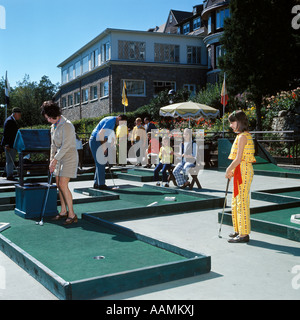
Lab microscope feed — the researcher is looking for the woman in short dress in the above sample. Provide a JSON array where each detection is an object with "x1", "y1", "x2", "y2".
[{"x1": 41, "y1": 101, "x2": 78, "y2": 225}]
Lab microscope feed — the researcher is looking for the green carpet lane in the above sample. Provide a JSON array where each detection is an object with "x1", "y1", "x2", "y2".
[
  {"x1": 0, "y1": 186, "x2": 217, "y2": 282},
  {"x1": 0, "y1": 209, "x2": 187, "y2": 282},
  {"x1": 252, "y1": 208, "x2": 300, "y2": 228}
]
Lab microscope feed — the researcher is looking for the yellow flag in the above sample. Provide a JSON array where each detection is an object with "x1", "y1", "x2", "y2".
[{"x1": 122, "y1": 81, "x2": 128, "y2": 107}]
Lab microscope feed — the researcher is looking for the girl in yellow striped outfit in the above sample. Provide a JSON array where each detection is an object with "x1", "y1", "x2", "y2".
[{"x1": 225, "y1": 110, "x2": 256, "y2": 243}]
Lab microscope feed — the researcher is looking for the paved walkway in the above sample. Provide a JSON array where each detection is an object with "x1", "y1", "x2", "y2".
[{"x1": 0, "y1": 169, "x2": 300, "y2": 300}]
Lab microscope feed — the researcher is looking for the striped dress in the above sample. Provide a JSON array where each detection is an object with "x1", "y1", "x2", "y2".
[{"x1": 228, "y1": 132, "x2": 256, "y2": 235}]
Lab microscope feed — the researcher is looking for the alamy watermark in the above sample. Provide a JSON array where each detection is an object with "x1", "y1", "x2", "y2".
[
  {"x1": 94, "y1": 126, "x2": 205, "y2": 174},
  {"x1": 292, "y1": 265, "x2": 300, "y2": 290},
  {"x1": 292, "y1": 5, "x2": 300, "y2": 29},
  {"x1": 0, "y1": 5, "x2": 6, "y2": 30},
  {"x1": 0, "y1": 265, "x2": 5, "y2": 290}
]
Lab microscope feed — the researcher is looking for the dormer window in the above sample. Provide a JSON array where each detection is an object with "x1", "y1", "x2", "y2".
[
  {"x1": 183, "y1": 22, "x2": 190, "y2": 34},
  {"x1": 169, "y1": 14, "x2": 173, "y2": 23},
  {"x1": 193, "y1": 17, "x2": 201, "y2": 30}
]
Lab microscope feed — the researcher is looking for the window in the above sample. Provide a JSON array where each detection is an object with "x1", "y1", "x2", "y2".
[
  {"x1": 101, "y1": 42, "x2": 110, "y2": 63},
  {"x1": 62, "y1": 69, "x2": 67, "y2": 84},
  {"x1": 90, "y1": 86, "x2": 98, "y2": 100},
  {"x1": 216, "y1": 45, "x2": 225, "y2": 66},
  {"x1": 91, "y1": 49, "x2": 99, "y2": 69},
  {"x1": 118, "y1": 40, "x2": 146, "y2": 61},
  {"x1": 216, "y1": 8, "x2": 230, "y2": 29},
  {"x1": 183, "y1": 84, "x2": 196, "y2": 96},
  {"x1": 153, "y1": 81, "x2": 175, "y2": 96},
  {"x1": 122, "y1": 80, "x2": 145, "y2": 96},
  {"x1": 82, "y1": 88, "x2": 89, "y2": 103},
  {"x1": 62, "y1": 97, "x2": 67, "y2": 108},
  {"x1": 74, "y1": 91, "x2": 80, "y2": 105},
  {"x1": 75, "y1": 61, "x2": 81, "y2": 78},
  {"x1": 183, "y1": 22, "x2": 190, "y2": 34},
  {"x1": 169, "y1": 14, "x2": 173, "y2": 23},
  {"x1": 68, "y1": 65, "x2": 74, "y2": 81},
  {"x1": 154, "y1": 43, "x2": 180, "y2": 63},
  {"x1": 208, "y1": 47, "x2": 212, "y2": 68},
  {"x1": 67, "y1": 94, "x2": 73, "y2": 106},
  {"x1": 100, "y1": 81, "x2": 109, "y2": 98},
  {"x1": 193, "y1": 17, "x2": 201, "y2": 30},
  {"x1": 208, "y1": 15, "x2": 212, "y2": 34},
  {"x1": 187, "y1": 46, "x2": 201, "y2": 64},
  {"x1": 82, "y1": 55, "x2": 89, "y2": 74}
]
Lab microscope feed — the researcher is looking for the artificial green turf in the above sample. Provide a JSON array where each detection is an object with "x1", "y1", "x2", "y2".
[
  {"x1": 0, "y1": 186, "x2": 210, "y2": 282},
  {"x1": 252, "y1": 208, "x2": 300, "y2": 228},
  {"x1": 0, "y1": 209, "x2": 186, "y2": 282},
  {"x1": 276, "y1": 191, "x2": 300, "y2": 198}
]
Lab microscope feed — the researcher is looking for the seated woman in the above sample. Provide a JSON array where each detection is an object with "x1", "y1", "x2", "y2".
[
  {"x1": 173, "y1": 128, "x2": 197, "y2": 189},
  {"x1": 153, "y1": 136, "x2": 173, "y2": 187}
]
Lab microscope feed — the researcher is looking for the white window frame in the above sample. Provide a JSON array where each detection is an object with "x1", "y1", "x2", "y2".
[
  {"x1": 82, "y1": 88, "x2": 89, "y2": 103},
  {"x1": 91, "y1": 49, "x2": 99, "y2": 69},
  {"x1": 118, "y1": 40, "x2": 146, "y2": 61},
  {"x1": 154, "y1": 43, "x2": 180, "y2": 63},
  {"x1": 153, "y1": 80, "x2": 176, "y2": 96},
  {"x1": 90, "y1": 85, "x2": 98, "y2": 100},
  {"x1": 68, "y1": 65, "x2": 74, "y2": 82},
  {"x1": 82, "y1": 55, "x2": 89, "y2": 74},
  {"x1": 100, "y1": 81, "x2": 109, "y2": 98},
  {"x1": 61, "y1": 97, "x2": 67, "y2": 109},
  {"x1": 75, "y1": 61, "x2": 81, "y2": 78},
  {"x1": 101, "y1": 42, "x2": 110, "y2": 63},
  {"x1": 62, "y1": 69, "x2": 67, "y2": 84},
  {"x1": 67, "y1": 94, "x2": 73, "y2": 106},
  {"x1": 74, "y1": 91, "x2": 80, "y2": 105},
  {"x1": 187, "y1": 46, "x2": 201, "y2": 64},
  {"x1": 122, "y1": 79, "x2": 145, "y2": 97},
  {"x1": 183, "y1": 84, "x2": 196, "y2": 96}
]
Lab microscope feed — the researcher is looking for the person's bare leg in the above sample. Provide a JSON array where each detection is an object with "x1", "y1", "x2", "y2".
[
  {"x1": 56, "y1": 176, "x2": 68, "y2": 216},
  {"x1": 57, "y1": 176, "x2": 75, "y2": 219}
]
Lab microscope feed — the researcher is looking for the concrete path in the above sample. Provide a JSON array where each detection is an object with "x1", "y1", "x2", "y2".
[{"x1": 0, "y1": 169, "x2": 300, "y2": 300}]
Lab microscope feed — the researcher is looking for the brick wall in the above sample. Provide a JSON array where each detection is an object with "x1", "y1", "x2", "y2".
[{"x1": 57, "y1": 63, "x2": 207, "y2": 121}]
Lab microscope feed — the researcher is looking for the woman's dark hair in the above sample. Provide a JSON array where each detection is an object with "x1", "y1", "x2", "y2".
[
  {"x1": 228, "y1": 110, "x2": 249, "y2": 132},
  {"x1": 41, "y1": 100, "x2": 61, "y2": 118}
]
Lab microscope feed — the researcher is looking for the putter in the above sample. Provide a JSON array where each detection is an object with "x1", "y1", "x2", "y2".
[
  {"x1": 107, "y1": 165, "x2": 119, "y2": 190},
  {"x1": 36, "y1": 172, "x2": 54, "y2": 226},
  {"x1": 218, "y1": 179, "x2": 230, "y2": 238}
]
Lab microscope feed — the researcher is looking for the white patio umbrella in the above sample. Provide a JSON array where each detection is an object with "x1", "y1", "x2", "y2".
[{"x1": 160, "y1": 101, "x2": 219, "y2": 127}]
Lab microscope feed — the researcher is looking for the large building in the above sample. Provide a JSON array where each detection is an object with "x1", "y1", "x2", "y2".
[
  {"x1": 201, "y1": 0, "x2": 230, "y2": 83},
  {"x1": 55, "y1": 2, "x2": 230, "y2": 121}
]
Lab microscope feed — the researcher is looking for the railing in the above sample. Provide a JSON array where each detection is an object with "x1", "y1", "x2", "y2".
[
  {"x1": 0, "y1": 130, "x2": 299, "y2": 167},
  {"x1": 205, "y1": 130, "x2": 298, "y2": 165}
]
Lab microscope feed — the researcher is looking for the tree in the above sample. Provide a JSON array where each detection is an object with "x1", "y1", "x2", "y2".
[
  {"x1": 9, "y1": 75, "x2": 58, "y2": 127},
  {"x1": 219, "y1": 0, "x2": 300, "y2": 130}
]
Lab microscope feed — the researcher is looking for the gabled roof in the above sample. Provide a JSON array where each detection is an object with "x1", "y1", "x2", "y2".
[
  {"x1": 171, "y1": 10, "x2": 193, "y2": 24},
  {"x1": 163, "y1": 9, "x2": 193, "y2": 33}
]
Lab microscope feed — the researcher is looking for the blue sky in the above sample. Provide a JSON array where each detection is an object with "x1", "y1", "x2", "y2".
[{"x1": 0, "y1": 0, "x2": 203, "y2": 87}]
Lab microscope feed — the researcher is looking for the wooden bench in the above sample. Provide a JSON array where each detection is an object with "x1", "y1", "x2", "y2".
[{"x1": 167, "y1": 165, "x2": 202, "y2": 189}]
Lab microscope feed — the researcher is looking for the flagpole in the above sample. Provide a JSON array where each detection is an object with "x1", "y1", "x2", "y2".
[{"x1": 222, "y1": 73, "x2": 226, "y2": 138}]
